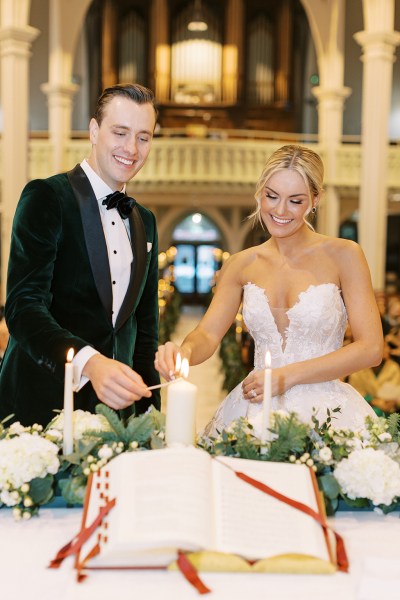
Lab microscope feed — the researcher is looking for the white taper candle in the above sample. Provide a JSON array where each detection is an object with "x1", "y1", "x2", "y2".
[
  {"x1": 261, "y1": 350, "x2": 272, "y2": 443},
  {"x1": 63, "y1": 348, "x2": 75, "y2": 455}
]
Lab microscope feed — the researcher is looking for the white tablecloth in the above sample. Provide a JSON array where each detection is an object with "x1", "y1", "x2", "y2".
[{"x1": 1, "y1": 507, "x2": 399, "y2": 600}]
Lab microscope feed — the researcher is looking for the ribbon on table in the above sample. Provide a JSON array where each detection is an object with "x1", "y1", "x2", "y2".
[
  {"x1": 177, "y1": 551, "x2": 211, "y2": 595},
  {"x1": 48, "y1": 498, "x2": 116, "y2": 569}
]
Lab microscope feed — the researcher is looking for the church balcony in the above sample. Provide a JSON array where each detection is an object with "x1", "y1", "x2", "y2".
[{"x1": 24, "y1": 132, "x2": 400, "y2": 195}]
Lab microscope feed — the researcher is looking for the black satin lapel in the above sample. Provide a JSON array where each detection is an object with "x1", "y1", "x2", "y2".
[
  {"x1": 115, "y1": 204, "x2": 147, "y2": 331},
  {"x1": 67, "y1": 165, "x2": 113, "y2": 323}
]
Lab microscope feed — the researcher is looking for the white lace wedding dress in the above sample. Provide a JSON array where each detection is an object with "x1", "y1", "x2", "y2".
[{"x1": 204, "y1": 282, "x2": 376, "y2": 437}]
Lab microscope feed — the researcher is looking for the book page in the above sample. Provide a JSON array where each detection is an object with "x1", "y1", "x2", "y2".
[
  {"x1": 97, "y1": 447, "x2": 214, "y2": 558},
  {"x1": 211, "y1": 457, "x2": 330, "y2": 562}
]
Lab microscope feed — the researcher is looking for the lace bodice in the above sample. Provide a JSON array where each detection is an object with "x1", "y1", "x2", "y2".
[
  {"x1": 203, "y1": 281, "x2": 375, "y2": 437},
  {"x1": 242, "y1": 282, "x2": 347, "y2": 370}
]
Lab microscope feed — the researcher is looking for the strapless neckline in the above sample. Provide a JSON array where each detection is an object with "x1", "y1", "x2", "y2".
[
  {"x1": 243, "y1": 281, "x2": 342, "y2": 312},
  {"x1": 242, "y1": 281, "x2": 346, "y2": 360}
]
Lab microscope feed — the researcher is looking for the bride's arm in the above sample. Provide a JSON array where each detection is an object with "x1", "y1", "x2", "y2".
[
  {"x1": 244, "y1": 240, "x2": 383, "y2": 397},
  {"x1": 155, "y1": 254, "x2": 244, "y2": 380}
]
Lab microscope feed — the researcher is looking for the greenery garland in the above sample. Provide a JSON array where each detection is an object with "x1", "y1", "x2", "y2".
[
  {"x1": 219, "y1": 325, "x2": 248, "y2": 391},
  {"x1": 2, "y1": 405, "x2": 400, "y2": 520},
  {"x1": 158, "y1": 287, "x2": 182, "y2": 345}
]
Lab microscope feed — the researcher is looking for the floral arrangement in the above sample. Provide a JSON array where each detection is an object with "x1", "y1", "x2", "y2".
[
  {"x1": 0, "y1": 422, "x2": 60, "y2": 519},
  {"x1": 200, "y1": 409, "x2": 400, "y2": 514},
  {"x1": 1, "y1": 404, "x2": 400, "y2": 520}
]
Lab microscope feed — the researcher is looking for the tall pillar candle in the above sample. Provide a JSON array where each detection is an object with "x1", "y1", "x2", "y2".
[
  {"x1": 166, "y1": 358, "x2": 197, "y2": 446},
  {"x1": 261, "y1": 350, "x2": 272, "y2": 443},
  {"x1": 63, "y1": 348, "x2": 75, "y2": 455}
]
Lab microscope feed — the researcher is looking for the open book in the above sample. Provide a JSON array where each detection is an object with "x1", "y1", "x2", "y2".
[{"x1": 76, "y1": 446, "x2": 341, "y2": 574}]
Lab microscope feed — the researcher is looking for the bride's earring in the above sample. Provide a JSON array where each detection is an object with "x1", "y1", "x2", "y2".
[{"x1": 311, "y1": 206, "x2": 317, "y2": 214}]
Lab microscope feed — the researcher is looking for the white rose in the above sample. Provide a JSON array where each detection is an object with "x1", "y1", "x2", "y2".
[
  {"x1": 49, "y1": 410, "x2": 112, "y2": 440},
  {"x1": 8, "y1": 422, "x2": 26, "y2": 435},
  {"x1": 319, "y1": 447, "x2": 332, "y2": 462}
]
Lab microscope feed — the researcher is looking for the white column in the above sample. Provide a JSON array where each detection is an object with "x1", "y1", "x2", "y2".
[
  {"x1": 301, "y1": 0, "x2": 349, "y2": 238},
  {"x1": 0, "y1": 16, "x2": 39, "y2": 301},
  {"x1": 41, "y1": 82, "x2": 78, "y2": 172},
  {"x1": 312, "y1": 86, "x2": 350, "y2": 237},
  {"x1": 354, "y1": 22, "x2": 400, "y2": 290},
  {"x1": 40, "y1": 0, "x2": 79, "y2": 173}
]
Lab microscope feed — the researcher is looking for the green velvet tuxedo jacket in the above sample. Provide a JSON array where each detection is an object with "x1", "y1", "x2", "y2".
[{"x1": 0, "y1": 165, "x2": 160, "y2": 426}]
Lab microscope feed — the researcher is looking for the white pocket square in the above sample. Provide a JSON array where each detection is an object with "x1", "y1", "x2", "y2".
[{"x1": 147, "y1": 242, "x2": 152, "y2": 252}]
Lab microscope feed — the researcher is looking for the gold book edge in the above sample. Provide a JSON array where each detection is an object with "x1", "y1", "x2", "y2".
[{"x1": 167, "y1": 551, "x2": 337, "y2": 574}]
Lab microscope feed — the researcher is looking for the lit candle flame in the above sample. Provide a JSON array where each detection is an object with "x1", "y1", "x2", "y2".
[
  {"x1": 175, "y1": 352, "x2": 182, "y2": 374},
  {"x1": 265, "y1": 350, "x2": 271, "y2": 369},
  {"x1": 66, "y1": 348, "x2": 75, "y2": 363},
  {"x1": 181, "y1": 358, "x2": 190, "y2": 378}
]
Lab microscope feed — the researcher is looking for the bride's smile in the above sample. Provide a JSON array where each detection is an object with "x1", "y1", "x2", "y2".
[{"x1": 260, "y1": 169, "x2": 315, "y2": 237}]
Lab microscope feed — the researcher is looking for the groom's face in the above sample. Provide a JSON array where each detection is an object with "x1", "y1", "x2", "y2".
[{"x1": 88, "y1": 95, "x2": 156, "y2": 191}]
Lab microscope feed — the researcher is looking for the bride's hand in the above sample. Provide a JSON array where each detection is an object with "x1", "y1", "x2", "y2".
[
  {"x1": 155, "y1": 341, "x2": 188, "y2": 381},
  {"x1": 242, "y1": 370, "x2": 265, "y2": 403},
  {"x1": 242, "y1": 368, "x2": 287, "y2": 402}
]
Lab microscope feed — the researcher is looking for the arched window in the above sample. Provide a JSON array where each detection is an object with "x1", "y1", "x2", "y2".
[{"x1": 171, "y1": 213, "x2": 221, "y2": 297}]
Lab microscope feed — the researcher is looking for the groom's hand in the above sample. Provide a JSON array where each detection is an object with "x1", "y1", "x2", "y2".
[{"x1": 83, "y1": 354, "x2": 151, "y2": 410}]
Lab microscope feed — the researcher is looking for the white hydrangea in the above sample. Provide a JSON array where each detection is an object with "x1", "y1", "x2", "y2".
[
  {"x1": 334, "y1": 447, "x2": 400, "y2": 507},
  {"x1": 49, "y1": 410, "x2": 112, "y2": 440},
  {"x1": 0, "y1": 434, "x2": 60, "y2": 505}
]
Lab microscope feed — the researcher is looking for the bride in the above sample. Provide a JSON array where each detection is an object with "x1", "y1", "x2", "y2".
[{"x1": 155, "y1": 145, "x2": 383, "y2": 435}]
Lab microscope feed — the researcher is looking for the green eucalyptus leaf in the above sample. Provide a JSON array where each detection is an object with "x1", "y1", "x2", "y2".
[
  {"x1": 147, "y1": 407, "x2": 166, "y2": 431},
  {"x1": 379, "y1": 499, "x2": 400, "y2": 514},
  {"x1": 340, "y1": 494, "x2": 370, "y2": 508},
  {"x1": 150, "y1": 434, "x2": 165, "y2": 450},
  {"x1": 318, "y1": 473, "x2": 340, "y2": 500},
  {"x1": 81, "y1": 431, "x2": 118, "y2": 445},
  {"x1": 59, "y1": 474, "x2": 87, "y2": 505},
  {"x1": 127, "y1": 413, "x2": 156, "y2": 443},
  {"x1": 323, "y1": 496, "x2": 339, "y2": 516},
  {"x1": 29, "y1": 475, "x2": 55, "y2": 505},
  {"x1": 95, "y1": 405, "x2": 127, "y2": 438}
]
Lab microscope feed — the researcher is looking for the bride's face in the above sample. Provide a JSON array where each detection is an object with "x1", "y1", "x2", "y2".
[{"x1": 260, "y1": 169, "x2": 313, "y2": 237}]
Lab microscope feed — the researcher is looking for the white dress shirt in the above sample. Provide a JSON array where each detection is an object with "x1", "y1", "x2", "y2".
[{"x1": 72, "y1": 159, "x2": 133, "y2": 389}]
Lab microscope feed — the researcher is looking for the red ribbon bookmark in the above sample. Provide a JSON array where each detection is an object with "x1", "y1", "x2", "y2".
[
  {"x1": 177, "y1": 551, "x2": 211, "y2": 595},
  {"x1": 234, "y1": 470, "x2": 349, "y2": 573},
  {"x1": 48, "y1": 498, "x2": 116, "y2": 569}
]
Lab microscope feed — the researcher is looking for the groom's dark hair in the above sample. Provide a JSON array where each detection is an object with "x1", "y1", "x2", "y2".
[{"x1": 93, "y1": 83, "x2": 158, "y2": 125}]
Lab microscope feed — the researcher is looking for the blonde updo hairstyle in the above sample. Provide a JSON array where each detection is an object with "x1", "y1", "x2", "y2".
[{"x1": 251, "y1": 144, "x2": 324, "y2": 230}]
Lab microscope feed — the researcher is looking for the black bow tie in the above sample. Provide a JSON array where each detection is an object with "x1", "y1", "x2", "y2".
[{"x1": 102, "y1": 191, "x2": 136, "y2": 219}]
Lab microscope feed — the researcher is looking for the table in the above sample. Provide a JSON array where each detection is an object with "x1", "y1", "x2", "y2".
[{"x1": 1, "y1": 507, "x2": 400, "y2": 600}]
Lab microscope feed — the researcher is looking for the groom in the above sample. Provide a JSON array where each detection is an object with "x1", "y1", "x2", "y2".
[{"x1": 0, "y1": 83, "x2": 160, "y2": 426}]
